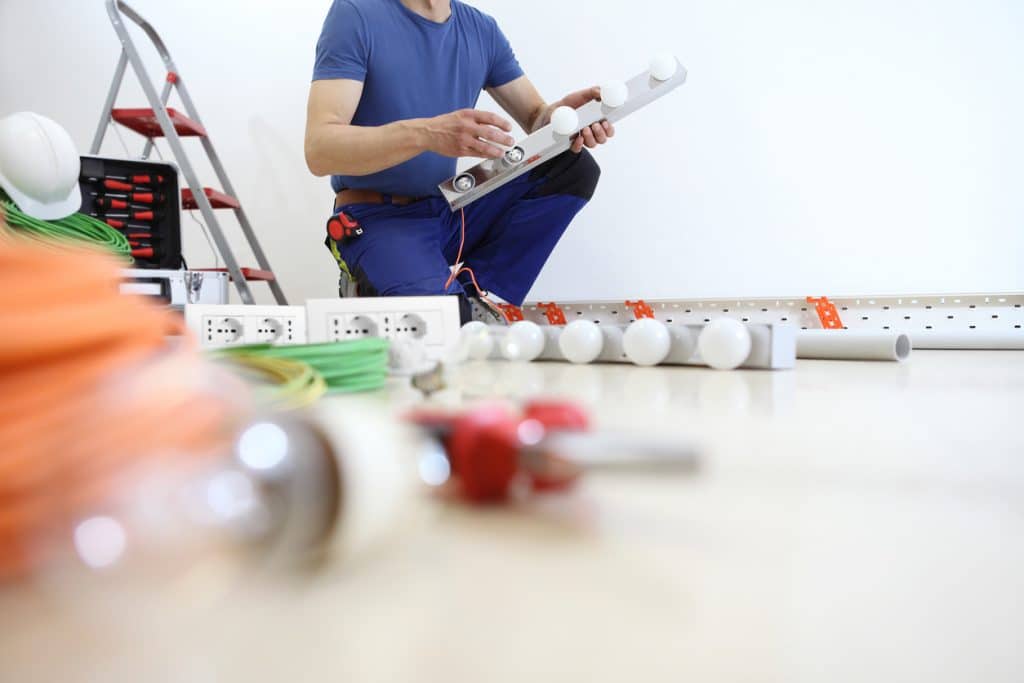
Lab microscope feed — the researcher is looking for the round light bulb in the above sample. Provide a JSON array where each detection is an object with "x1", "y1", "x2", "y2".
[
  {"x1": 461, "y1": 321, "x2": 494, "y2": 361},
  {"x1": 558, "y1": 320, "x2": 603, "y2": 364},
  {"x1": 600, "y1": 80, "x2": 629, "y2": 108},
  {"x1": 551, "y1": 106, "x2": 580, "y2": 136},
  {"x1": 698, "y1": 319, "x2": 753, "y2": 370},
  {"x1": 650, "y1": 52, "x2": 678, "y2": 81},
  {"x1": 623, "y1": 319, "x2": 672, "y2": 366},
  {"x1": 502, "y1": 321, "x2": 546, "y2": 362}
]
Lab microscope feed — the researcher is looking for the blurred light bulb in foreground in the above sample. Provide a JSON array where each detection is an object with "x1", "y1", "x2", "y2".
[
  {"x1": 73, "y1": 516, "x2": 127, "y2": 571},
  {"x1": 623, "y1": 318, "x2": 672, "y2": 366},
  {"x1": 698, "y1": 318, "x2": 753, "y2": 370},
  {"x1": 61, "y1": 403, "x2": 428, "y2": 585},
  {"x1": 236, "y1": 421, "x2": 289, "y2": 472},
  {"x1": 559, "y1": 320, "x2": 604, "y2": 364},
  {"x1": 417, "y1": 441, "x2": 452, "y2": 488}
]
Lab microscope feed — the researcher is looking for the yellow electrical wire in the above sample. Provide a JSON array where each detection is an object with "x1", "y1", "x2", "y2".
[
  {"x1": 216, "y1": 339, "x2": 391, "y2": 396},
  {"x1": 214, "y1": 354, "x2": 327, "y2": 409}
]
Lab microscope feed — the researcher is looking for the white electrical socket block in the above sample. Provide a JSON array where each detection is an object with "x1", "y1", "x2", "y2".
[
  {"x1": 306, "y1": 296, "x2": 462, "y2": 360},
  {"x1": 185, "y1": 305, "x2": 308, "y2": 349}
]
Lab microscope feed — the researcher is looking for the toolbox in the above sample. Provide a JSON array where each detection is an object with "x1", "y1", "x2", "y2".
[{"x1": 79, "y1": 156, "x2": 182, "y2": 270}]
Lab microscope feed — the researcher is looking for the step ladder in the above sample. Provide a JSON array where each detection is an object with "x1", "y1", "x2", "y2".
[{"x1": 89, "y1": 0, "x2": 287, "y2": 306}]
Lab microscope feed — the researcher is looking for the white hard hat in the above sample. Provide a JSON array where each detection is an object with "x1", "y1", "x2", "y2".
[{"x1": 0, "y1": 112, "x2": 82, "y2": 220}]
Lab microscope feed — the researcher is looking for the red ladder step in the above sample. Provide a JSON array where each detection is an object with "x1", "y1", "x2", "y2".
[
  {"x1": 182, "y1": 188, "x2": 240, "y2": 210},
  {"x1": 111, "y1": 107, "x2": 207, "y2": 138}
]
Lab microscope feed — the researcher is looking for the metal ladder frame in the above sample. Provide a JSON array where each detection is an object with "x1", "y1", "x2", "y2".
[{"x1": 90, "y1": 0, "x2": 287, "y2": 305}]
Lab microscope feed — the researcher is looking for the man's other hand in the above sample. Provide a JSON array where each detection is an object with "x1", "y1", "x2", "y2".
[
  {"x1": 422, "y1": 109, "x2": 515, "y2": 159},
  {"x1": 537, "y1": 87, "x2": 616, "y2": 154}
]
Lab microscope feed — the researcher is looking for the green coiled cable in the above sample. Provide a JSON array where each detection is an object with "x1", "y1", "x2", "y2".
[
  {"x1": 1, "y1": 190, "x2": 132, "y2": 259},
  {"x1": 216, "y1": 338, "x2": 391, "y2": 397}
]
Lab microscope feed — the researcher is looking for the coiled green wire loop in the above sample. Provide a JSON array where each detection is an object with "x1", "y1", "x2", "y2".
[{"x1": 1, "y1": 191, "x2": 132, "y2": 259}]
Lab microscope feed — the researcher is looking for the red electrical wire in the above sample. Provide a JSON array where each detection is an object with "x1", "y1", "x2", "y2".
[
  {"x1": 444, "y1": 208, "x2": 509, "y2": 321},
  {"x1": 443, "y1": 208, "x2": 468, "y2": 292}
]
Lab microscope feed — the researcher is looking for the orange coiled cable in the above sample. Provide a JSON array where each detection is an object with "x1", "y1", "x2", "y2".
[{"x1": 0, "y1": 216, "x2": 244, "y2": 581}]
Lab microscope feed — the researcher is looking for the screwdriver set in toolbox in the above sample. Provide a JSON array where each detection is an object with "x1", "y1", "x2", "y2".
[{"x1": 79, "y1": 156, "x2": 182, "y2": 269}]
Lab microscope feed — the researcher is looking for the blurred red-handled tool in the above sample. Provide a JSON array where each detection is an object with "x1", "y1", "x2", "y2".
[
  {"x1": 408, "y1": 401, "x2": 700, "y2": 503},
  {"x1": 93, "y1": 192, "x2": 166, "y2": 209},
  {"x1": 93, "y1": 209, "x2": 157, "y2": 222},
  {"x1": 104, "y1": 218, "x2": 153, "y2": 231},
  {"x1": 93, "y1": 179, "x2": 166, "y2": 193},
  {"x1": 85, "y1": 174, "x2": 167, "y2": 188},
  {"x1": 94, "y1": 197, "x2": 132, "y2": 211},
  {"x1": 131, "y1": 247, "x2": 156, "y2": 259}
]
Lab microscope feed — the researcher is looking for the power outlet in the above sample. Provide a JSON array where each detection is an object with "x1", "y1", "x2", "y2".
[
  {"x1": 307, "y1": 296, "x2": 461, "y2": 359},
  {"x1": 331, "y1": 313, "x2": 383, "y2": 340},
  {"x1": 184, "y1": 305, "x2": 308, "y2": 349}
]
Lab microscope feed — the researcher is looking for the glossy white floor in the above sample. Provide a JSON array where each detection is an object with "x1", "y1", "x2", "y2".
[{"x1": 2, "y1": 351, "x2": 1023, "y2": 682}]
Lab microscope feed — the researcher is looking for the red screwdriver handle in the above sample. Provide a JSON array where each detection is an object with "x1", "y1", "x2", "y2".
[
  {"x1": 129, "y1": 174, "x2": 165, "y2": 185},
  {"x1": 105, "y1": 220, "x2": 153, "y2": 231},
  {"x1": 97, "y1": 209, "x2": 155, "y2": 221},
  {"x1": 103, "y1": 179, "x2": 134, "y2": 192},
  {"x1": 129, "y1": 192, "x2": 159, "y2": 204},
  {"x1": 95, "y1": 197, "x2": 129, "y2": 211}
]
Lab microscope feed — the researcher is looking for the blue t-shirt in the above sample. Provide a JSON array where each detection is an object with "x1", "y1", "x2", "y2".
[{"x1": 313, "y1": 0, "x2": 524, "y2": 197}]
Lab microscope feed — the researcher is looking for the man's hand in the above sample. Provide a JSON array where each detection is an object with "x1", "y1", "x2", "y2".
[
  {"x1": 420, "y1": 109, "x2": 515, "y2": 159},
  {"x1": 535, "y1": 87, "x2": 616, "y2": 154}
]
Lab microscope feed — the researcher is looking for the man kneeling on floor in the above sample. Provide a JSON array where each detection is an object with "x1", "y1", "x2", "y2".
[{"x1": 305, "y1": 0, "x2": 613, "y2": 319}]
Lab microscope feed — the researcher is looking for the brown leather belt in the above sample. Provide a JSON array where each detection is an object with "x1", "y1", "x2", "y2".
[{"x1": 335, "y1": 188, "x2": 424, "y2": 211}]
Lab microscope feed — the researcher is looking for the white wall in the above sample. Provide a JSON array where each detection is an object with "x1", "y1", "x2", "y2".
[{"x1": 1, "y1": 0, "x2": 1022, "y2": 303}]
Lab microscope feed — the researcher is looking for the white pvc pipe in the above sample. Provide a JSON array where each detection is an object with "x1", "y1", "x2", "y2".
[
  {"x1": 797, "y1": 330, "x2": 912, "y2": 362},
  {"x1": 910, "y1": 331, "x2": 1024, "y2": 350}
]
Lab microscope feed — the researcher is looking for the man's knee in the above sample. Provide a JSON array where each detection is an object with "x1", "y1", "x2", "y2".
[{"x1": 530, "y1": 149, "x2": 601, "y2": 201}]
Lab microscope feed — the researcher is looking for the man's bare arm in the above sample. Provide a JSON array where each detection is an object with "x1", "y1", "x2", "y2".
[
  {"x1": 305, "y1": 79, "x2": 423, "y2": 177},
  {"x1": 305, "y1": 79, "x2": 516, "y2": 178},
  {"x1": 487, "y1": 75, "x2": 548, "y2": 133}
]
